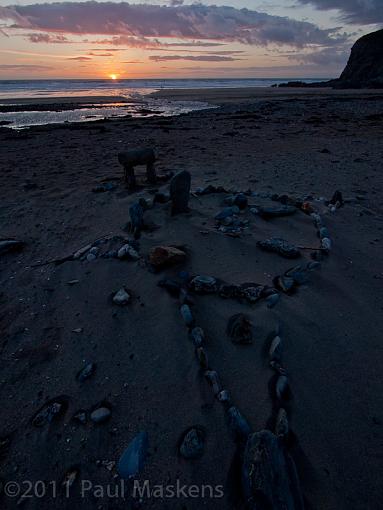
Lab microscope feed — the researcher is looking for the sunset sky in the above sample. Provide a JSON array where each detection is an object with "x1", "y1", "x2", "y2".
[{"x1": 0, "y1": 1, "x2": 381, "y2": 79}]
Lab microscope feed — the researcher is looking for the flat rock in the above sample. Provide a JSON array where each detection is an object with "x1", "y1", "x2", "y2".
[
  {"x1": 257, "y1": 238, "x2": 300, "y2": 259},
  {"x1": 149, "y1": 246, "x2": 186, "y2": 269},
  {"x1": 117, "y1": 431, "x2": 149, "y2": 479},
  {"x1": 257, "y1": 205, "x2": 297, "y2": 219},
  {"x1": 90, "y1": 407, "x2": 111, "y2": 423}
]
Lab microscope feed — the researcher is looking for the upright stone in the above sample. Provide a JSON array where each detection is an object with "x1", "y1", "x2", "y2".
[
  {"x1": 169, "y1": 170, "x2": 191, "y2": 215},
  {"x1": 242, "y1": 430, "x2": 304, "y2": 510}
]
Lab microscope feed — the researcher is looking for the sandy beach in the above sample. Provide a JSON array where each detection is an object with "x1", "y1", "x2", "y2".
[{"x1": 0, "y1": 88, "x2": 382, "y2": 509}]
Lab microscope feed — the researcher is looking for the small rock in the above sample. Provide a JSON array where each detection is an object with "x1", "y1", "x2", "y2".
[
  {"x1": 227, "y1": 406, "x2": 251, "y2": 442},
  {"x1": 90, "y1": 407, "x2": 111, "y2": 424},
  {"x1": 266, "y1": 294, "x2": 280, "y2": 308},
  {"x1": 273, "y1": 276, "x2": 295, "y2": 294},
  {"x1": 113, "y1": 288, "x2": 131, "y2": 306},
  {"x1": 269, "y1": 336, "x2": 283, "y2": 362},
  {"x1": 319, "y1": 227, "x2": 330, "y2": 239},
  {"x1": 190, "y1": 327, "x2": 204, "y2": 347},
  {"x1": 180, "y1": 304, "x2": 194, "y2": 327},
  {"x1": 179, "y1": 427, "x2": 205, "y2": 459},
  {"x1": 217, "y1": 390, "x2": 231, "y2": 404},
  {"x1": 149, "y1": 246, "x2": 186, "y2": 269},
  {"x1": 86, "y1": 253, "x2": 97, "y2": 262},
  {"x1": 118, "y1": 243, "x2": 140, "y2": 260},
  {"x1": 76, "y1": 362, "x2": 96, "y2": 382},
  {"x1": 242, "y1": 285, "x2": 264, "y2": 303},
  {"x1": 215, "y1": 206, "x2": 239, "y2": 221},
  {"x1": 190, "y1": 275, "x2": 217, "y2": 294},
  {"x1": 321, "y1": 237, "x2": 332, "y2": 252},
  {"x1": 257, "y1": 238, "x2": 300, "y2": 259},
  {"x1": 227, "y1": 313, "x2": 253, "y2": 344},
  {"x1": 73, "y1": 411, "x2": 87, "y2": 424},
  {"x1": 205, "y1": 370, "x2": 221, "y2": 395},
  {"x1": 276, "y1": 376, "x2": 289, "y2": 400},
  {"x1": 32, "y1": 400, "x2": 65, "y2": 427},
  {"x1": 117, "y1": 431, "x2": 148, "y2": 479}
]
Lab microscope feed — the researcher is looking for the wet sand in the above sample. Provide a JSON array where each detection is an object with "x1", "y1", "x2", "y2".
[{"x1": 0, "y1": 89, "x2": 382, "y2": 509}]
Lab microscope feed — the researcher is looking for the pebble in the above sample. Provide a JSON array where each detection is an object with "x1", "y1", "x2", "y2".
[
  {"x1": 190, "y1": 275, "x2": 217, "y2": 294},
  {"x1": 321, "y1": 237, "x2": 332, "y2": 251},
  {"x1": 273, "y1": 275, "x2": 295, "y2": 294},
  {"x1": 73, "y1": 411, "x2": 87, "y2": 424},
  {"x1": 319, "y1": 227, "x2": 330, "y2": 239},
  {"x1": 90, "y1": 407, "x2": 111, "y2": 424},
  {"x1": 32, "y1": 401, "x2": 65, "y2": 427},
  {"x1": 76, "y1": 362, "x2": 96, "y2": 382},
  {"x1": 180, "y1": 304, "x2": 194, "y2": 327},
  {"x1": 242, "y1": 286, "x2": 264, "y2": 303},
  {"x1": 204, "y1": 370, "x2": 221, "y2": 395},
  {"x1": 118, "y1": 244, "x2": 140, "y2": 260},
  {"x1": 266, "y1": 294, "x2": 280, "y2": 308},
  {"x1": 113, "y1": 288, "x2": 131, "y2": 306},
  {"x1": 307, "y1": 261, "x2": 321, "y2": 270},
  {"x1": 227, "y1": 406, "x2": 251, "y2": 442},
  {"x1": 276, "y1": 375, "x2": 289, "y2": 400},
  {"x1": 179, "y1": 427, "x2": 205, "y2": 459},
  {"x1": 269, "y1": 335, "x2": 282, "y2": 362},
  {"x1": 190, "y1": 327, "x2": 205, "y2": 347},
  {"x1": 117, "y1": 431, "x2": 148, "y2": 479},
  {"x1": 217, "y1": 390, "x2": 231, "y2": 404},
  {"x1": 215, "y1": 206, "x2": 240, "y2": 221},
  {"x1": 86, "y1": 253, "x2": 97, "y2": 262}
]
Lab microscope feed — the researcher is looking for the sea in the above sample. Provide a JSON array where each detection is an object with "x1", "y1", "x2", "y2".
[{"x1": 0, "y1": 78, "x2": 326, "y2": 129}]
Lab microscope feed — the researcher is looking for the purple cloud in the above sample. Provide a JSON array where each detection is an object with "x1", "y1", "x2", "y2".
[
  {"x1": 0, "y1": 2, "x2": 346, "y2": 47},
  {"x1": 26, "y1": 32, "x2": 69, "y2": 43},
  {"x1": 67, "y1": 56, "x2": 92, "y2": 61},
  {"x1": 149, "y1": 54, "x2": 242, "y2": 62},
  {"x1": 297, "y1": 0, "x2": 383, "y2": 24},
  {"x1": 0, "y1": 64, "x2": 53, "y2": 70}
]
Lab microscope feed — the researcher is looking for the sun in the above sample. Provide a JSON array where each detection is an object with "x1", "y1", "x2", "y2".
[{"x1": 109, "y1": 74, "x2": 118, "y2": 80}]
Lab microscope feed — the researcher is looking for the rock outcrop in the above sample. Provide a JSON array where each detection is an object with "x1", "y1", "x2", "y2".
[
  {"x1": 278, "y1": 29, "x2": 383, "y2": 89},
  {"x1": 335, "y1": 29, "x2": 383, "y2": 88}
]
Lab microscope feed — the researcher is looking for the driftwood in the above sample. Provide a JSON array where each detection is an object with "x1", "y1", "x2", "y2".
[{"x1": 31, "y1": 234, "x2": 116, "y2": 268}]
